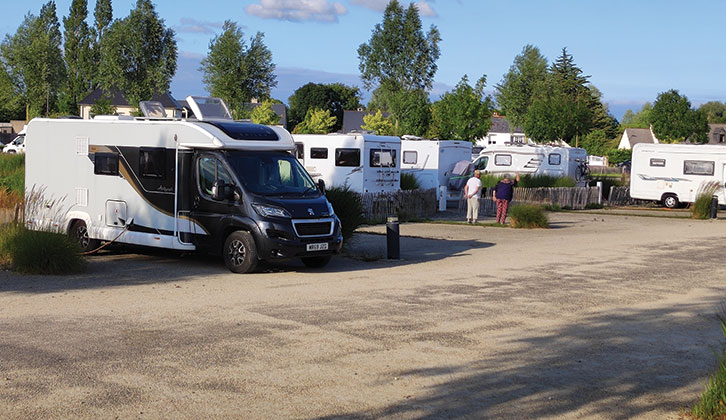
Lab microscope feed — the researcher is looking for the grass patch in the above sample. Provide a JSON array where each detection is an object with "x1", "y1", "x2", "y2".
[
  {"x1": 692, "y1": 181, "x2": 722, "y2": 219},
  {"x1": 508, "y1": 204, "x2": 549, "y2": 228},
  {"x1": 0, "y1": 153, "x2": 24, "y2": 197},
  {"x1": 543, "y1": 204, "x2": 563, "y2": 212},
  {"x1": 0, "y1": 223, "x2": 86, "y2": 274},
  {"x1": 400, "y1": 172, "x2": 420, "y2": 190},
  {"x1": 691, "y1": 307, "x2": 726, "y2": 420}
]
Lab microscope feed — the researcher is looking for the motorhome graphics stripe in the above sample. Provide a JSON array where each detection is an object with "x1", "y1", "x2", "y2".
[{"x1": 637, "y1": 174, "x2": 691, "y2": 182}]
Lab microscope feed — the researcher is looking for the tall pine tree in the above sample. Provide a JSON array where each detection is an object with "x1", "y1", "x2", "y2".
[{"x1": 62, "y1": 0, "x2": 94, "y2": 115}]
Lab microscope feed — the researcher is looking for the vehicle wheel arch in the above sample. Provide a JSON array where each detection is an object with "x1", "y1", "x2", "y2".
[{"x1": 661, "y1": 193, "x2": 680, "y2": 209}]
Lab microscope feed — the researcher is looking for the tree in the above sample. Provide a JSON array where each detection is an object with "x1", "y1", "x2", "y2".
[
  {"x1": 374, "y1": 88, "x2": 431, "y2": 136},
  {"x1": 287, "y1": 82, "x2": 362, "y2": 132},
  {"x1": 357, "y1": 0, "x2": 440, "y2": 92},
  {"x1": 650, "y1": 89, "x2": 709, "y2": 143},
  {"x1": 580, "y1": 129, "x2": 617, "y2": 157},
  {"x1": 361, "y1": 110, "x2": 394, "y2": 135},
  {"x1": 200, "y1": 21, "x2": 277, "y2": 115},
  {"x1": 249, "y1": 100, "x2": 280, "y2": 125},
  {"x1": 0, "y1": 67, "x2": 24, "y2": 121},
  {"x1": 429, "y1": 75, "x2": 493, "y2": 142},
  {"x1": 292, "y1": 108, "x2": 336, "y2": 134},
  {"x1": 523, "y1": 78, "x2": 591, "y2": 144},
  {"x1": 699, "y1": 101, "x2": 726, "y2": 124},
  {"x1": 588, "y1": 85, "x2": 620, "y2": 139},
  {"x1": 494, "y1": 45, "x2": 548, "y2": 129},
  {"x1": 621, "y1": 102, "x2": 652, "y2": 128},
  {"x1": 98, "y1": 0, "x2": 177, "y2": 106},
  {"x1": 62, "y1": 0, "x2": 94, "y2": 115}
]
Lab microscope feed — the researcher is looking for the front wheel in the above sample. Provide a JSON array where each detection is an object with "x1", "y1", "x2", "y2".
[
  {"x1": 223, "y1": 231, "x2": 258, "y2": 273},
  {"x1": 301, "y1": 255, "x2": 332, "y2": 268},
  {"x1": 70, "y1": 220, "x2": 100, "y2": 253},
  {"x1": 662, "y1": 194, "x2": 680, "y2": 209}
]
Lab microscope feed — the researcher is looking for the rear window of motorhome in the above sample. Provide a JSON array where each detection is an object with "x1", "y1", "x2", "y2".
[
  {"x1": 335, "y1": 148, "x2": 360, "y2": 167},
  {"x1": 403, "y1": 151, "x2": 417, "y2": 164},
  {"x1": 94, "y1": 153, "x2": 119, "y2": 176},
  {"x1": 683, "y1": 160, "x2": 714, "y2": 176},
  {"x1": 140, "y1": 148, "x2": 166, "y2": 178},
  {"x1": 205, "y1": 121, "x2": 279, "y2": 141},
  {"x1": 370, "y1": 149, "x2": 397, "y2": 167},
  {"x1": 548, "y1": 154, "x2": 561, "y2": 165},
  {"x1": 650, "y1": 158, "x2": 666, "y2": 167},
  {"x1": 494, "y1": 154, "x2": 512, "y2": 166},
  {"x1": 310, "y1": 148, "x2": 328, "y2": 159}
]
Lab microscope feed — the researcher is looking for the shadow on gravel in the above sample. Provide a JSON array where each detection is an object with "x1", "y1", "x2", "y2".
[
  {"x1": 311, "y1": 295, "x2": 724, "y2": 420},
  {"x1": 0, "y1": 235, "x2": 493, "y2": 293}
]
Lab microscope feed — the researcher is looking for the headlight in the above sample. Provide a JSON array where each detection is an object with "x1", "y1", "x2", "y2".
[
  {"x1": 252, "y1": 204, "x2": 291, "y2": 218},
  {"x1": 326, "y1": 200, "x2": 335, "y2": 216}
]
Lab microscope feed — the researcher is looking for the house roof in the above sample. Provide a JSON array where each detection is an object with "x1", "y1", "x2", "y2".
[
  {"x1": 489, "y1": 116, "x2": 524, "y2": 134},
  {"x1": 622, "y1": 128, "x2": 655, "y2": 146},
  {"x1": 79, "y1": 88, "x2": 182, "y2": 109}
]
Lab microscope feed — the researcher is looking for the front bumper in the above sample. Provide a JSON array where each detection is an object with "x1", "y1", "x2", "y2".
[{"x1": 253, "y1": 218, "x2": 343, "y2": 261}]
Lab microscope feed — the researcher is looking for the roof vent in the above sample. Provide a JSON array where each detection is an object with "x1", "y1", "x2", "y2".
[
  {"x1": 185, "y1": 96, "x2": 233, "y2": 121},
  {"x1": 139, "y1": 101, "x2": 167, "y2": 118}
]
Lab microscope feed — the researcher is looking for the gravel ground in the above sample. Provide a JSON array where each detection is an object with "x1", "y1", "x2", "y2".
[{"x1": 1, "y1": 211, "x2": 725, "y2": 419}]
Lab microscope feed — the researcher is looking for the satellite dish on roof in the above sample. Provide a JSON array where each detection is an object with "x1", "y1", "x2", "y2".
[
  {"x1": 185, "y1": 96, "x2": 233, "y2": 121},
  {"x1": 139, "y1": 101, "x2": 167, "y2": 118}
]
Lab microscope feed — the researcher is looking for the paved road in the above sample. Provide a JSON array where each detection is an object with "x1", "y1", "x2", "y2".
[{"x1": 1, "y1": 211, "x2": 725, "y2": 419}]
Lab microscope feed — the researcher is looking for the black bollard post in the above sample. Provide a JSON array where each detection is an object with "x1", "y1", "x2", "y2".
[
  {"x1": 386, "y1": 216, "x2": 400, "y2": 259},
  {"x1": 711, "y1": 195, "x2": 719, "y2": 219}
]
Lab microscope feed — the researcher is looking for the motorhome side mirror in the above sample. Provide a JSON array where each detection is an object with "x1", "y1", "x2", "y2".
[
  {"x1": 212, "y1": 180, "x2": 233, "y2": 201},
  {"x1": 318, "y1": 179, "x2": 326, "y2": 194}
]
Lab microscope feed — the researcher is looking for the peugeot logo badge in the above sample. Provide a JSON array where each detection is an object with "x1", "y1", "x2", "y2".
[{"x1": 307, "y1": 208, "x2": 315, "y2": 216}]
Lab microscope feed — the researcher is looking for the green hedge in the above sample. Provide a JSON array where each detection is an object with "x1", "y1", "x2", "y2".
[
  {"x1": 0, "y1": 223, "x2": 86, "y2": 274},
  {"x1": 325, "y1": 186, "x2": 364, "y2": 243},
  {"x1": 508, "y1": 204, "x2": 549, "y2": 228}
]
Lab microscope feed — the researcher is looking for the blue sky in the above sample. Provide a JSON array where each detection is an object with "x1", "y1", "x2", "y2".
[{"x1": 2, "y1": 0, "x2": 725, "y2": 120}]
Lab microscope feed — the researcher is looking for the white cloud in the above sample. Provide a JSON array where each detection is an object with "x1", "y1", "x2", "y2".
[
  {"x1": 175, "y1": 18, "x2": 224, "y2": 34},
  {"x1": 246, "y1": 0, "x2": 347, "y2": 23},
  {"x1": 351, "y1": 0, "x2": 438, "y2": 16}
]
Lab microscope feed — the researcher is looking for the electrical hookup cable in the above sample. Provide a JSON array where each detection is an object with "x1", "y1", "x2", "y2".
[{"x1": 80, "y1": 221, "x2": 132, "y2": 256}]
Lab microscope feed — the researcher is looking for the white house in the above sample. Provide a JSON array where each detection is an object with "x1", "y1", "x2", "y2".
[{"x1": 618, "y1": 127, "x2": 658, "y2": 149}]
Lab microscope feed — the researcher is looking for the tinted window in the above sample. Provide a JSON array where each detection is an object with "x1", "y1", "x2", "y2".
[
  {"x1": 403, "y1": 151, "x2": 418, "y2": 164},
  {"x1": 683, "y1": 160, "x2": 714, "y2": 176},
  {"x1": 140, "y1": 148, "x2": 166, "y2": 178},
  {"x1": 198, "y1": 157, "x2": 233, "y2": 196},
  {"x1": 294, "y1": 143, "x2": 304, "y2": 159},
  {"x1": 204, "y1": 121, "x2": 279, "y2": 141},
  {"x1": 650, "y1": 158, "x2": 666, "y2": 167},
  {"x1": 94, "y1": 153, "x2": 119, "y2": 176},
  {"x1": 476, "y1": 156, "x2": 488, "y2": 171},
  {"x1": 494, "y1": 154, "x2": 512, "y2": 166},
  {"x1": 225, "y1": 150, "x2": 317, "y2": 196},
  {"x1": 370, "y1": 149, "x2": 397, "y2": 167},
  {"x1": 310, "y1": 148, "x2": 328, "y2": 159},
  {"x1": 335, "y1": 148, "x2": 360, "y2": 167},
  {"x1": 548, "y1": 153, "x2": 561, "y2": 165}
]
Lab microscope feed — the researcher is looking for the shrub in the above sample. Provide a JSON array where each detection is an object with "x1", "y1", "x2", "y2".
[
  {"x1": 691, "y1": 309, "x2": 726, "y2": 419},
  {"x1": 508, "y1": 204, "x2": 549, "y2": 228},
  {"x1": 325, "y1": 185, "x2": 364, "y2": 243},
  {"x1": 400, "y1": 172, "x2": 420, "y2": 190},
  {"x1": 0, "y1": 153, "x2": 24, "y2": 198},
  {"x1": 692, "y1": 181, "x2": 722, "y2": 219},
  {"x1": 0, "y1": 223, "x2": 86, "y2": 274},
  {"x1": 553, "y1": 177, "x2": 576, "y2": 188},
  {"x1": 479, "y1": 174, "x2": 504, "y2": 188}
]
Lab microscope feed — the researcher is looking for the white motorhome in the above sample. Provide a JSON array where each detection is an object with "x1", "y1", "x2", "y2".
[
  {"x1": 292, "y1": 133, "x2": 400, "y2": 193},
  {"x1": 630, "y1": 143, "x2": 726, "y2": 208},
  {"x1": 471, "y1": 143, "x2": 589, "y2": 185},
  {"x1": 25, "y1": 97, "x2": 343, "y2": 273},
  {"x1": 400, "y1": 137, "x2": 472, "y2": 200}
]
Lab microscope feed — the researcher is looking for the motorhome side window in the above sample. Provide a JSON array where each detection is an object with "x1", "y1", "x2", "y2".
[
  {"x1": 548, "y1": 154, "x2": 561, "y2": 165},
  {"x1": 94, "y1": 153, "x2": 119, "y2": 176},
  {"x1": 370, "y1": 149, "x2": 397, "y2": 168},
  {"x1": 402, "y1": 151, "x2": 417, "y2": 165},
  {"x1": 335, "y1": 148, "x2": 360, "y2": 167},
  {"x1": 294, "y1": 143, "x2": 304, "y2": 159},
  {"x1": 683, "y1": 160, "x2": 714, "y2": 176},
  {"x1": 198, "y1": 156, "x2": 233, "y2": 196},
  {"x1": 650, "y1": 158, "x2": 666, "y2": 167},
  {"x1": 310, "y1": 148, "x2": 328, "y2": 159},
  {"x1": 494, "y1": 154, "x2": 512, "y2": 166},
  {"x1": 140, "y1": 148, "x2": 166, "y2": 178}
]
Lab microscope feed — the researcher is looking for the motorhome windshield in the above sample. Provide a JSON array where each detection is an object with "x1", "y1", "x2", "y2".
[{"x1": 225, "y1": 150, "x2": 318, "y2": 196}]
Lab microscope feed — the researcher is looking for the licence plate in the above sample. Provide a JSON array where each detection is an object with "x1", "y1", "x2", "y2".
[{"x1": 306, "y1": 242, "x2": 328, "y2": 251}]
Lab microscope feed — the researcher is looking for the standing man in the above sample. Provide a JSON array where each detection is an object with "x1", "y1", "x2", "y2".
[
  {"x1": 493, "y1": 173, "x2": 520, "y2": 224},
  {"x1": 464, "y1": 170, "x2": 482, "y2": 224}
]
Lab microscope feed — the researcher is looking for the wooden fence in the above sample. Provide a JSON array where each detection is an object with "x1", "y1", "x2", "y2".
[
  {"x1": 607, "y1": 186, "x2": 652, "y2": 206},
  {"x1": 458, "y1": 186, "x2": 602, "y2": 216},
  {"x1": 360, "y1": 188, "x2": 438, "y2": 222}
]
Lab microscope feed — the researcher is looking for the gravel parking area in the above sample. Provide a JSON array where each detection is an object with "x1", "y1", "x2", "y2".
[{"x1": 1, "y1": 211, "x2": 725, "y2": 419}]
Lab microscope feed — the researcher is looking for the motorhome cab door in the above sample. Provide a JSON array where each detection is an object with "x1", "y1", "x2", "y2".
[{"x1": 190, "y1": 152, "x2": 239, "y2": 251}]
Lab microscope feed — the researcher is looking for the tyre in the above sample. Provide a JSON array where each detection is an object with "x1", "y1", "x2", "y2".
[
  {"x1": 223, "y1": 231, "x2": 258, "y2": 273},
  {"x1": 301, "y1": 255, "x2": 332, "y2": 268},
  {"x1": 662, "y1": 194, "x2": 679, "y2": 209},
  {"x1": 70, "y1": 220, "x2": 100, "y2": 253}
]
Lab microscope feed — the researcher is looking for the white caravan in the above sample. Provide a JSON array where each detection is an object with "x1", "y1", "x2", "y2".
[
  {"x1": 471, "y1": 143, "x2": 589, "y2": 185},
  {"x1": 25, "y1": 97, "x2": 343, "y2": 273},
  {"x1": 292, "y1": 133, "x2": 400, "y2": 193},
  {"x1": 630, "y1": 143, "x2": 726, "y2": 208},
  {"x1": 400, "y1": 138, "x2": 472, "y2": 200}
]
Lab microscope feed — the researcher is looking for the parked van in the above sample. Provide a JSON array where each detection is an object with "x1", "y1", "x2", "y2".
[
  {"x1": 24, "y1": 97, "x2": 343, "y2": 273},
  {"x1": 471, "y1": 143, "x2": 589, "y2": 185},
  {"x1": 4, "y1": 126, "x2": 26, "y2": 154},
  {"x1": 400, "y1": 137, "x2": 472, "y2": 200},
  {"x1": 292, "y1": 133, "x2": 400, "y2": 193},
  {"x1": 630, "y1": 143, "x2": 726, "y2": 208}
]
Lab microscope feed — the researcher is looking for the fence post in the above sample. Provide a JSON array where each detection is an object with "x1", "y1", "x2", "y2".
[{"x1": 596, "y1": 182, "x2": 603, "y2": 206}]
